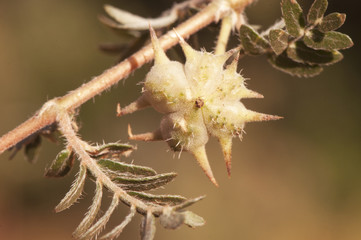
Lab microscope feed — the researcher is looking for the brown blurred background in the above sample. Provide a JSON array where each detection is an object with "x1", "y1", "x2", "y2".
[{"x1": 0, "y1": 0, "x2": 360, "y2": 239}]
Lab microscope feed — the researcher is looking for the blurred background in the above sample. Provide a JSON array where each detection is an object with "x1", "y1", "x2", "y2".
[{"x1": 0, "y1": 0, "x2": 360, "y2": 239}]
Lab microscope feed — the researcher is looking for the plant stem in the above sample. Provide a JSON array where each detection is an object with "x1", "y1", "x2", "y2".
[
  {"x1": 0, "y1": 0, "x2": 255, "y2": 154},
  {"x1": 57, "y1": 110, "x2": 163, "y2": 215},
  {"x1": 215, "y1": 15, "x2": 233, "y2": 54}
]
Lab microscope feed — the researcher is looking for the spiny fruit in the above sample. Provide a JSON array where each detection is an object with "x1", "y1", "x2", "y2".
[{"x1": 117, "y1": 27, "x2": 281, "y2": 186}]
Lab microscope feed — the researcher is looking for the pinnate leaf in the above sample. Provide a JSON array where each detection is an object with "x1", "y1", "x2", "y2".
[
  {"x1": 287, "y1": 41, "x2": 343, "y2": 66},
  {"x1": 269, "y1": 29, "x2": 289, "y2": 55},
  {"x1": 304, "y1": 30, "x2": 353, "y2": 51},
  {"x1": 52, "y1": 139, "x2": 205, "y2": 240},
  {"x1": 239, "y1": 25, "x2": 269, "y2": 55},
  {"x1": 319, "y1": 13, "x2": 346, "y2": 32},
  {"x1": 281, "y1": 0, "x2": 305, "y2": 37},
  {"x1": 307, "y1": 0, "x2": 328, "y2": 24}
]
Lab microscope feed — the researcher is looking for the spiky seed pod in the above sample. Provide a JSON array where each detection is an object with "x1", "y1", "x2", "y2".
[
  {"x1": 142, "y1": 29, "x2": 193, "y2": 114},
  {"x1": 118, "y1": 27, "x2": 281, "y2": 186}
]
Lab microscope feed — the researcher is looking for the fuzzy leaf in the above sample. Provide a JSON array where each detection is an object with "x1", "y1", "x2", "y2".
[
  {"x1": 269, "y1": 29, "x2": 289, "y2": 55},
  {"x1": 281, "y1": 0, "x2": 306, "y2": 37},
  {"x1": 45, "y1": 149, "x2": 75, "y2": 177},
  {"x1": 287, "y1": 41, "x2": 343, "y2": 66},
  {"x1": 239, "y1": 25, "x2": 269, "y2": 55},
  {"x1": 113, "y1": 173, "x2": 178, "y2": 191},
  {"x1": 24, "y1": 135, "x2": 42, "y2": 163},
  {"x1": 140, "y1": 212, "x2": 156, "y2": 240},
  {"x1": 128, "y1": 191, "x2": 187, "y2": 206},
  {"x1": 55, "y1": 164, "x2": 87, "y2": 212},
  {"x1": 73, "y1": 180, "x2": 103, "y2": 238},
  {"x1": 183, "y1": 211, "x2": 205, "y2": 228},
  {"x1": 89, "y1": 143, "x2": 134, "y2": 159},
  {"x1": 319, "y1": 13, "x2": 346, "y2": 32},
  {"x1": 268, "y1": 53, "x2": 323, "y2": 77},
  {"x1": 100, "y1": 205, "x2": 136, "y2": 240},
  {"x1": 304, "y1": 30, "x2": 354, "y2": 50},
  {"x1": 97, "y1": 159, "x2": 157, "y2": 176},
  {"x1": 159, "y1": 210, "x2": 185, "y2": 229},
  {"x1": 100, "y1": 205, "x2": 137, "y2": 240},
  {"x1": 104, "y1": 4, "x2": 178, "y2": 30},
  {"x1": 307, "y1": 0, "x2": 328, "y2": 24},
  {"x1": 79, "y1": 194, "x2": 119, "y2": 240}
]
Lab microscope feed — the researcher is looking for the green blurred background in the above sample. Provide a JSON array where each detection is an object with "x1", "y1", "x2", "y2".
[{"x1": 0, "y1": 0, "x2": 360, "y2": 239}]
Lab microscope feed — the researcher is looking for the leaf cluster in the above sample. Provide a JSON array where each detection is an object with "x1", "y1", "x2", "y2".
[
  {"x1": 47, "y1": 142, "x2": 205, "y2": 240},
  {"x1": 239, "y1": 0, "x2": 353, "y2": 77}
]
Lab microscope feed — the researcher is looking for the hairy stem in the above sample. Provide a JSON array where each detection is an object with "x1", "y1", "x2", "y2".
[
  {"x1": 57, "y1": 110, "x2": 163, "y2": 214},
  {"x1": 0, "y1": 0, "x2": 255, "y2": 154},
  {"x1": 215, "y1": 15, "x2": 233, "y2": 54}
]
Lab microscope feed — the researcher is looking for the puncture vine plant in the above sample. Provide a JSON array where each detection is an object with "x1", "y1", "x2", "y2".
[
  {"x1": 118, "y1": 27, "x2": 281, "y2": 186},
  {"x1": 0, "y1": 0, "x2": 353, "y2": 239}
]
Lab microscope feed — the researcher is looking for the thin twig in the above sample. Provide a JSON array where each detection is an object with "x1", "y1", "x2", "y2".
[{"x1": 215, "y1": 15, "x2": 233, "y2": 54}]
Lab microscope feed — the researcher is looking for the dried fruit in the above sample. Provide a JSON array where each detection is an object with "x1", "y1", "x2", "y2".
[{"x1": 118, "y1": 27, "x2": 281, "y2": 186}]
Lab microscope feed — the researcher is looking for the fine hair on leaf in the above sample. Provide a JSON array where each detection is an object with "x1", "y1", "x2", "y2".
[
  {"x1": 73, "y1": 179, "x2": 104, "y2": 238},
  {"x1": 55, "y1": 164, "x2": 87, "y2": 213},
  {"x1": 79, "y1": 194, "x2": 119, "y2": 240}
]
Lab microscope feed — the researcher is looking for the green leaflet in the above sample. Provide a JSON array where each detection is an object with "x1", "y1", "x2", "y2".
[
  {"x1": 239, "y1": 25, "x2": 269, "y2": 55},
  {"x1": 319, "y1": 13, "x2": 346, "y2": 32},
  {"x1": 268, "y1": 53, "x2": 323, "y2": 78},
  {"x1": 100, "y1": 205, "x2": 136, "y2": 240},
  {"x1": 307, "y1": 0, "x2": 328, "y2": 24},
  {"x1": 73, "y1": 180, "x2": 103, "y2": 238},
  {"x1": 113, "y1": 172, "x2": 178, "y2": 191},
  {"x1": 281, "y1": 0, "x2": 305, "y2": 38},
  {"x1": 183, "y1": 211, "x2": 205, "y2": 228},
  {"x1": 269, "y1": 29, "x2": 289, "y2": 55},
  {"x1": 97, "y1": 159, "x2": 157, "y2": 176},
  {"x1": 173, "y1": 196, "x2": 205, "y2": 211},
  {"x1": 304, "y1": 30, "x2": 354, "y2": 51},
  {"x1": 55, "y1": 164, "x2": 87, "y2": 213},
  {"x1": 128, "y1": 191, "x2": 187, "y2": 206},
  {"x1": 79, "y1": 194, "x2": 119, "y2": 240},
  {"x1": 45, "y1": 149, "x2": 75, "y2": 177},
  {"x1": 89, "y1": 143, "x2": 134, "y2": 159},
  {"x1": 287, "y1": 41, "x2": 343, "y2": 66}
]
